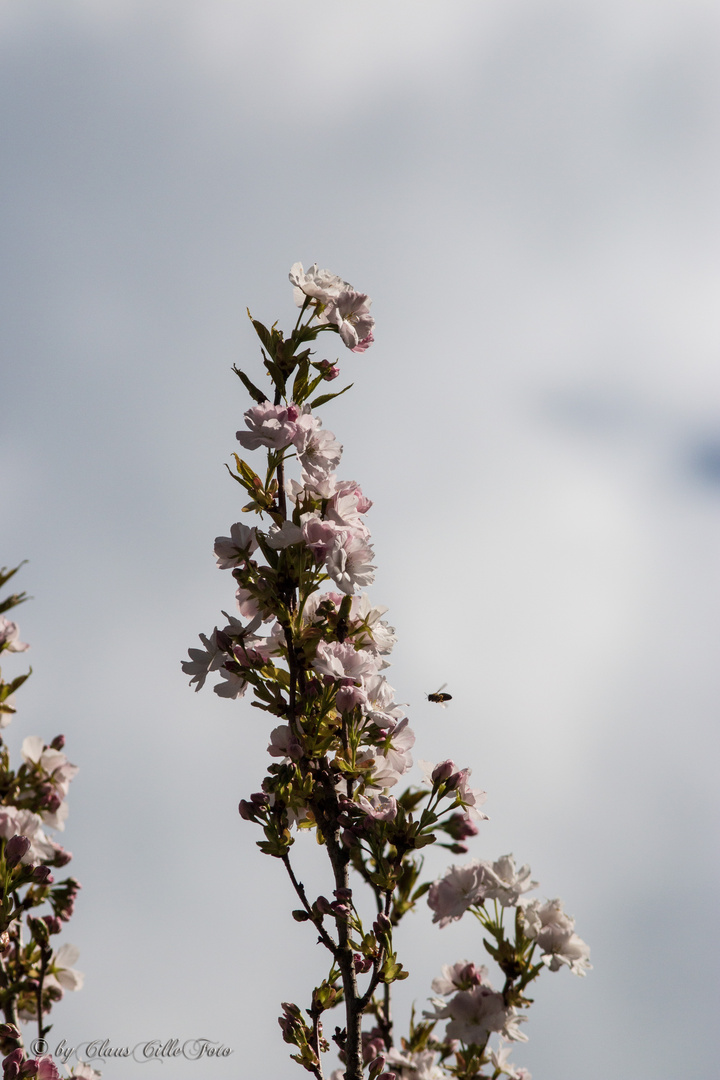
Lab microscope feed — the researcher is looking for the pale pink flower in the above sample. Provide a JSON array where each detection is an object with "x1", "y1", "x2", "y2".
[
  {"x1": 431, "y1": 961, "x2": 489, "y2": 996},
  {"x1": 425, "y1": 986, "x2": 526, "y2": 1045},
  {"x1": 336, "y1": 683, "x2": 368, "y2": 712},
  {"x1": 36, "y1": 1058, "x2": 61, "y2": 1080},
  {"x1": 301, "y1": 515, "x2": 344, "y2": 560},
  {"x1": 214, "y1": 522, "x2": 258, "y2": 568},
  {"x1": 266, "y1": 521, "x2": 303, "y2": 549},
  {"x1": 289, "y1": 262, "x2": 348, "y2": 307},
  {"x1": 236, "y1": 402, "x2": 299, "y2": 451},
  {"x1": 385, "y1": 1047, "x2": 445, "y2": 1079},
  {"x1": 361, "y1": 674, "x2": 405, "y2": 729},
  {"x1": 322, "y1": 289, "x2": 375, "y2": 351},
  {"x1": 267, "y1": 725, "x2": 301, "y2": 761},
  {"x1": 326, "y1": 534, "x2": 376, "y2": 595},
  {"x1": 356, "y1": 793, "x2": 398, "y2": 822},
  {"x1": 520, "y1": 898, "x2": 591, "y2": 975},
  {"x1": 488, "y1": 1041, "x2": 533, "y2": 1079},
  {"x1": 182, "y1": 630, "x2": 226, "y2": 691},
  {"x1": 480, "y1": 855, "x2": 538, "y2": 907},
  {"x1": 0, "y1": 806, "x2": 63, "y2": 863},
  {"x1": 47, "y1": 943, "x2": 84, "y2": 991},
  {"x1": 0, "y1": 617, "x2": 29, "y2": 652},
  {"x1": 427, "y1": 861, "x2": 493, "y2": 926},
  {"x1": 313, "y1": 641, "x2": 380, "y2": 681},
  {"x1": 213, "y1": 669, "x2": 248, "y2": 699},
  {"x1": 71, "y1": 1064, "x2": 103, "y2": 1079},
  {"x1": 452, "y1": 767, "x2": 488, "y2": 821},
  {"x1": 326, "y1": 483, "x2": 372, "y2": 533},
  {"x1": 298, "y1": 427, "x2": 343, "y2": 485}
]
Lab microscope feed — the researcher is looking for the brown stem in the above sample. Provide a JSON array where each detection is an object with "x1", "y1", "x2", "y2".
[
  {"x1": 281, "y1": 854, "x2": 338, "y2": 957},
  {"x1": 322, "y1": 793, "x2": 364, "y2": 1080}
]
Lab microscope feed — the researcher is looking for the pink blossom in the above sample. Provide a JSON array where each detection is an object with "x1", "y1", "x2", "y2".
[
  {"x1": 336, "y1": 683, "x2": 368, "y2": 712},
  {"x1": 451, "y1": 767, "x2": 488, "y2": 821},
  {"x1": 267, "y1": 725, "x2": 301, "y2": 761},
  {"x1": 425, "y1": 985, "x2": 526, "y2": 1045},
  {"x1": 520, "y1": 898, "x2": 591, "y2": 975},
  {"x1": 431, "y1": 961, "x2": 489, "y2": 995},
  {"x1": 322, "y1": 289, "x2": 375, "y2": 351},
  {"x1": 326, "y1": 534, "x2": 376, "y2": 595},
  {"x1": 361, "y1": 674, "x2": 405, "y2": 729},
  {"x1": 313, "y1": 641, "x2": 380, "y2": 681},
  {"x1": 427, "y1": 862, "x2": 489, "y2": 926},
  {"x1": 352, "y1": 332, "x2": 374, "y2": 354},
  {"x1": 289, "y1": 262, "x2": 348, "y2": 307},
  {"x1": 214, "y1": 522, "x2": 258, "y2": 568},
  {"x1": 326, "y1": 484, "x2": 372, "y2": 534},
  {"x1": 298, "y1": 427, "x2": 343, "y2": 485},
  {"x1": 356, "y1": 793, "x2": 398, "y2": 822},
  {"x1": 0, "y1": 617, "x2": 29, "y2": 652},
  {"x1": 301, "y1": 515, "x2": 344, "y2": 560},
  {"x1": 36, "y1": 1057, "x2": 61, "y2": 1080},
  {"x1": 182, "y1": 629, "x2": 226, "y2": 691},
  {"x1": 266, "y1": 521, "x2": 303, "y2": 549},
  {"x1": 213, "y1": 669, "x2": 248, "y2": 699},
  {"x1": 236, "y1": 402, "x2": 299, "y2": 451}
]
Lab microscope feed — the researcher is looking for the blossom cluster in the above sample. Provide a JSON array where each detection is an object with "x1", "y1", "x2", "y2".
[
  {"x1": 184, "y1": 266, "x2": 589, "y2": 1080},
  {"x1": 0, "y1": 566, "x2": 93, "y2": 1080}
]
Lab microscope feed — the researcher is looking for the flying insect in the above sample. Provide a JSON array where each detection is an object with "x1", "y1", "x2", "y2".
[{"x1": 427, "y1": 683, "x2": 452, "y2": 706}]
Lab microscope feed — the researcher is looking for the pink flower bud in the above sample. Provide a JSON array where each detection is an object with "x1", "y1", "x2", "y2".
[
  {"x1": 50, "y1": 735, "x2": 65, "y2": 751},
  {"x1": 431, "y1": 760, "x2": 456, "y2": 784},
  {"x1": 4, "y1": 835, "x2": 30, "y2": 869},
  {"x1": 32, "y1": 866, "x2": 53, "y2": 885}
]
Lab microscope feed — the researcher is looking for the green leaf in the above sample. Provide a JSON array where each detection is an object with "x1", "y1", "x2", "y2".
[
  {"x1": 0, "y1": 563, "x2": 27, "y2": 591},
  {"x1": 232, "y1": 365, "x2": 267, "y2": 404},
  {"x1": 309, "y1": 382, "x2": 354, "y2": 410},
  {"x1": 291, "y1": 358, "x2": 310, "y2": 404},
  {"x1": 249, "y1": 317, "x2": 275, "y2": 357}
]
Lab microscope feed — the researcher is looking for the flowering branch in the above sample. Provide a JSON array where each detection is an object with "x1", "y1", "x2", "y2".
[
  {"x1": 184, "y1": 265, "x2": 589, "y2": 1080},
  {"x1": 0, "y1": 566, "x2": 95, "y2": 1080}
]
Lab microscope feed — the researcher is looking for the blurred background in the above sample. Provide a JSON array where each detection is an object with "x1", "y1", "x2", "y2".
[{"x1": 1, "y1": 1, "x2": 719, "y2": 1076}]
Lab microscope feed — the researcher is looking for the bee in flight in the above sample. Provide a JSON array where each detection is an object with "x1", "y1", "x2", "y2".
[{"x1": 427, "y1": 683, "x2": 452, "y2": 706}]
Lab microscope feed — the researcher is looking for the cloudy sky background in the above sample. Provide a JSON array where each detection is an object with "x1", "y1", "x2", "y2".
[{"x1": 1, "y1": 2, "x2": 719, "y2": 1077}]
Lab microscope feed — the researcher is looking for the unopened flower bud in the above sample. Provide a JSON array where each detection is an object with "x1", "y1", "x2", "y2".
[
  {"x1": 431, "y1": 760, "x2": 456, "y2": 784},
  {"x1": 315, "y1": 896, "x2": 334, "y2": 916},
  {"x1": 53, "y1": 849, "x2": 72, "y2": 868},
  {"x1": 318, "y1": 360, "x2": 340, "y2": 381},
  {"x1": 50, "y1": 735, "x2": 65, "y2": 751},
  {"x1": 333, "y1": 888, "x2": 352, "y2": 901},
  {"x1": 42, "y1": 916, "x2": 62, "y2": 935},
  {"x1": 32, "y1": 866, "x2": 53, "y2": 885},
  {"x1": 4, "y1": 835, "x2": 30, "y2": 869},
  {"x1": 445, "y1": 812, "x2": 479, "y2": 841},
  {"x1": 373, "y1": 913, "x2": 392, "y2": 935},
  {"x1": 19, "y1": 1061, "x2": 38, "y2": 1078},
  {"x1": 238, "y1": 800, "x2": 254, "y2": 820},
  {"x1": 0, "y1": 1025, "x2": 20, "y2": 1043}
]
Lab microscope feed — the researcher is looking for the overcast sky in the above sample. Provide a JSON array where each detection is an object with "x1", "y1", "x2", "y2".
[{"x1": 1, "y1": 2, "x2": 719, "y2": 1078}]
